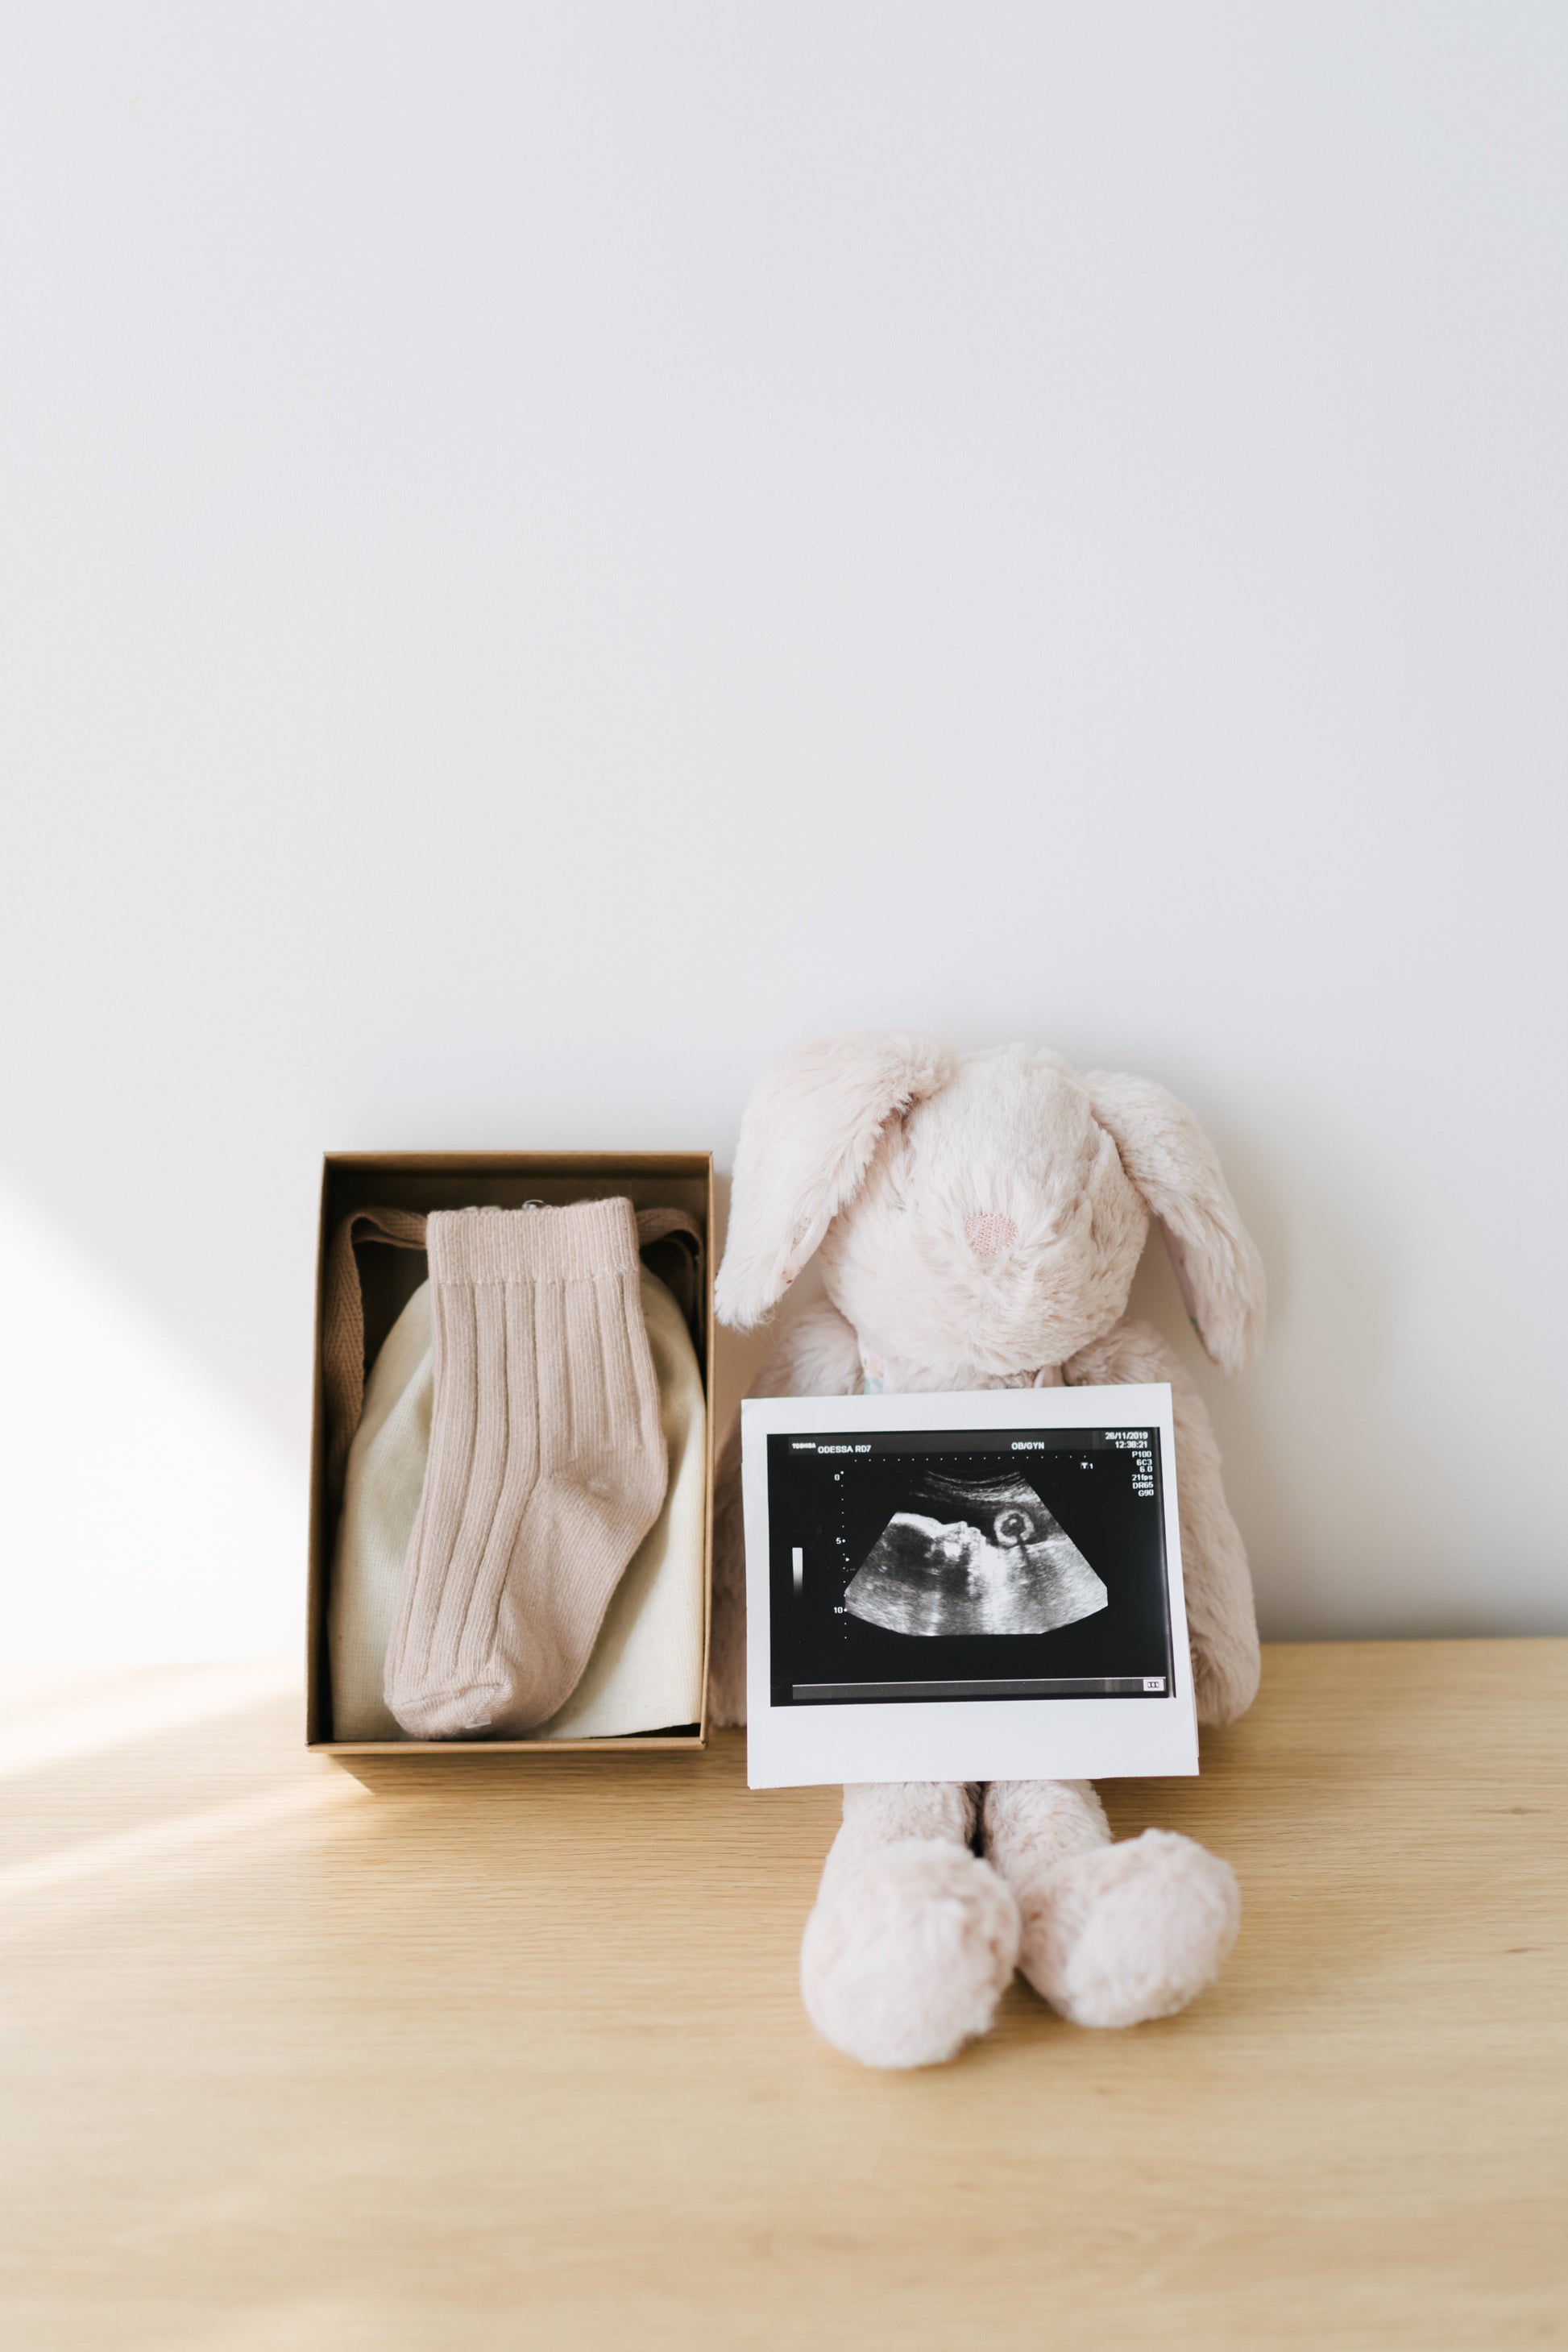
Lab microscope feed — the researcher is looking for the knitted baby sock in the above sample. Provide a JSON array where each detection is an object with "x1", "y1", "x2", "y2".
[{"x1": 382, "y1": 1199, "x2": 667, "y2": 1737}]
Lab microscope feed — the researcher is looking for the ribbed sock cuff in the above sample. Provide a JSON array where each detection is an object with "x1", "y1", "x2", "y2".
[{"x1": 426, "y1": 1197, "x2": 641, "y2": 1284}]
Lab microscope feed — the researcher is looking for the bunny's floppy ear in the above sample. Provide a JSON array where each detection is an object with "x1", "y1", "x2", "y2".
[
  {"x1": 1085, "y1": 1071, "x2": 1265, "y2": 1373},
  {"x1": 715, "y1": 1032, "x2": 952, "y2": 1329}
]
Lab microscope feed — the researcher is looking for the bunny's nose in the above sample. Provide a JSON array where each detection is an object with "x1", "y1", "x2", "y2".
[{"x1": 965, "y1": 1211, "x2": 1017, "y2": 1257}]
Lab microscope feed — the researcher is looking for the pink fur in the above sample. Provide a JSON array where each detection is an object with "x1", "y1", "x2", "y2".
[
  {"x1": 982, "y1": 1781, "x2": 1239, "y2": 2026},
  {"x1": 1085, "y1": 1068, "x2": 1265, "y2": 1375},
  {"x1": 714, "y1": 1032, "x2": 952, "y2": 1331},
  {"x1": 714, "y1": 1035, "x2": 1265, "y2": 2067},
  {"x1": 802, "y1": 1783, "x2": 1020, "y2": 2069}
]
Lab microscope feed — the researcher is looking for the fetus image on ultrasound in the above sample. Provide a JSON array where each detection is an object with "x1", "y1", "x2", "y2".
[{"x1": 843, "y1": 1470, "x2": 1109, "y2": 1638}]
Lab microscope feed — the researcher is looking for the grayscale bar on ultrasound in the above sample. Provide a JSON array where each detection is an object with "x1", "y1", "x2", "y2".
[{"x1": 791, "y1": 1676, "x2": 1164, "y2": 1703}]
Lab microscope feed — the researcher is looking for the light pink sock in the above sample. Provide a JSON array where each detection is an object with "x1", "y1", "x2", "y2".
[{"x1": 383, "y1": 1200, "x2": 666, "y2": 1737}]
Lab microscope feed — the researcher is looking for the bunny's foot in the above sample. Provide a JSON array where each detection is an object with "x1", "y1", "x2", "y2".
[
  {"x1": 800, "y1": 1836, "x2": 1021, "y2": 2068},
  {"x1": 982, "y1": 1778, "x2": 1238, "y2": 2028},
  {"x1": 1017, "y1": 1829, "x2": 1239, "y2": 2027}
]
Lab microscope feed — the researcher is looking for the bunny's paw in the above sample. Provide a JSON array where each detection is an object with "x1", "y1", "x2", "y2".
[
  {"x1": 1017, "y1": 1828, "x2": 1239, "y2": 2028},
  {"x1": 799, "y1": 1839, "x2": 1020, "y2": 2068},
  {"x1": 1191, "y1": 1629, "x2": 1262, "y2": 1728}
]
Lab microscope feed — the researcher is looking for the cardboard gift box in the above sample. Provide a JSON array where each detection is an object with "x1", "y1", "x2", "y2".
[{"x1": 307, "y1": 1151, "x2": 715, "y2": 1755}]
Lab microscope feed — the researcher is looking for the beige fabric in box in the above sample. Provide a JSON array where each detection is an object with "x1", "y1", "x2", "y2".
[{"x1": 328, "y1": 1267, "x2": 706, "y2": 1740}]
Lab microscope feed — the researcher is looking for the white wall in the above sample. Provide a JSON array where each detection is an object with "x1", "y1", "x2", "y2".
[{"x1": 2, "y1": 3, "x2": 1563, "y2": 1662}]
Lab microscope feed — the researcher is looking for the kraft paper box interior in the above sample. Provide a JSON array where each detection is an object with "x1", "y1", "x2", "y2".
[{"x1": 307, "y1": 1151, "x2": 716, "y2": 1755}]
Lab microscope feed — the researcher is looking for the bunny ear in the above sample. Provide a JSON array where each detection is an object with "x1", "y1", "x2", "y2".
[
  {"x1": 1085, "y1": 1071, "x2": 1266, "y2": 1373},
  {"x1": 715, "y1": 1032, "x2": 952, "y2": 1329}
]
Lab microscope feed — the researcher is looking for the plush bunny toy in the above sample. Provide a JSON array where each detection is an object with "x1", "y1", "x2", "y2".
[{"x1": 709, "y1": 1035, "x2": 1264, "y2": 2069}]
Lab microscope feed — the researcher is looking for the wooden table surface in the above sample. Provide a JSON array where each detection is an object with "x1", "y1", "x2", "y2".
[{"x1": 1, "y1": 1640, "x2": 1563, "y2": 2351}]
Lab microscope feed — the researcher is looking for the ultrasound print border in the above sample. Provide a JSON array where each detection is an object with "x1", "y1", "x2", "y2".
[{"x1": 740, "y1": 1383, "x2": 1198, "y2": 1790}]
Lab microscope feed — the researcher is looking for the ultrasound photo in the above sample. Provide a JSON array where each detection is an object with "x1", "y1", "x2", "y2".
[
  {"x1": 767, "y1": 1425, "x2": 1173, "y2": 1707},
  {"x1": 844, "y1": 1470, "x2": 1109, "y2": 1637}
]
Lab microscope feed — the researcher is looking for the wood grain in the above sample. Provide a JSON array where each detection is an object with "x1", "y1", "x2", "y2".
[{"x1": 1, "y1": 1641, "x2": 1563, "y2": 2351}]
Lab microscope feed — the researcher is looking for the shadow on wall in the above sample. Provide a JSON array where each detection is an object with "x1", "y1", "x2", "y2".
[{"x1": 0, "y1": 1179, "x2": 301, "y2": 1663}]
